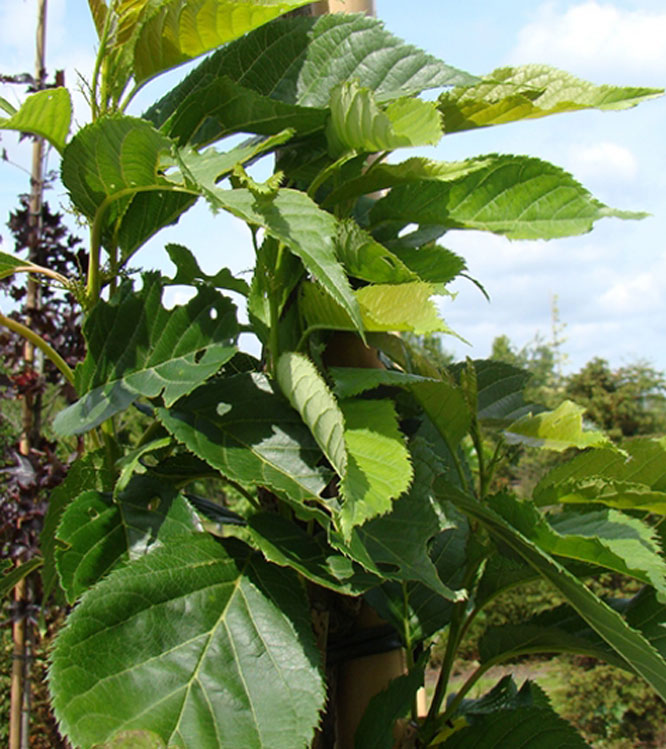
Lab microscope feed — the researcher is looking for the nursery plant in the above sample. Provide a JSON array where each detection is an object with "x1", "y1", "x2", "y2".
[{"x1": 2, "y1": 1, "x2": 666, "y2": 746}]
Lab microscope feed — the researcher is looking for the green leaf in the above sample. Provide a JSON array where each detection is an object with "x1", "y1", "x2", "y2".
[
  {"x1": 338, "y1": 399, "x2": 413, "y2": 535},
  {"x1": 333, "y1": 438, "x2": 462, "y2": 601},
  {"x1": 157, "y1": 374, "x2": 331, "y2": 521},
  {"x1": 478, "y1": 609, "x2": 628, "y2": 672},
  {"x1": 436, "y1": 479, "x2": 666, "y2": 702},
  {"x1": 449, "y1": 359, "x2": 534, "y2": 426},
  {"x1": 0, "y1": 251, "x2": 37, "y2": 281},
  {"x1": 1, "y1": 558, "x2": 43, "y2": 600},
  {"x1": 327, "y1": 81, "x2": 442, "y2": 156},
  {"x1": 115, "y1": 437, "x2": 172, "y2": 492},
  {"x1": 324, "y1": 156, "x2": 493, "y2": 207},
  {"x1": 241, "y1": 512, "x2": 379, "y2": 594},
  {"x1": 62, "y1": 116, "x2": 176, "y2": 229},
  {"x1": 54, "y1": 277, "x2": 238, "y2": 435},
  {"x1": 93, "y1": 730, "x2": 167, "y2": 749},
  {"x1": 174, "y1": 153, "x2": 362, "y2": 333},
  {"x1": 277, "y1": 352, "x2": 347, "y2": 477},
  {"x1": 490, "y1": 495, "x2": 666, "y2": 595},
  {"x1": 439, "y1": 64, "x2": 663, "y2": 134},
  {"x1": 0, "y1": 88, "x2": 71, "y2": 153},
  {"x1": 331, "y1": 368, "x2": 471, "y2": 449},
  {"x1": 53, "y1": 276, "x2": 238, "y2": 434},
  {"x1": 535, "y1": 437, "x2": 666, "y2": 506},
  {"x1": 440, "y1": 681, "x2": 587, "y2": 748},
  {"x1": 354, "y1": 659, "x2": 426, "y2": 749},
  {"x1": 131, "y1": 0, "x2": 314, "y2": 84},
  {"x1": 165, "y1": 243, "x2": 249, "y2": 295},
  {"x1": 539, "y1": 477, "x2": 666, "y2": 515},
  {"x1": 334, "y1": 220, "x2": 418, "y2": 285},
  {"x1": 300, "y1": 281, "x2": 453, "y2": 336},
  {"x1": 146, "y1": 14, "x2": 476, "y2": 130},
  {"x1": 41, "y1": 451, "x2": 114, "y2": 600},
  {"x1": 505, "y1": 400, "x2": 611, "y2": 452},
  {"x1": 389, "y1": 245, "x2": 467, "y2": 287},
  {"x1": 50, "y1": 535, "x2": 325, "y2": 749},
  {"x1": 370, "y1": 154, "x2": 646, "y2": 240},
  {"x1": 55, "y1": 476, "x2": 201, "y2": 604},
  {"x1": 163, "y1": 77, "x2": 326, "y2": 146}
]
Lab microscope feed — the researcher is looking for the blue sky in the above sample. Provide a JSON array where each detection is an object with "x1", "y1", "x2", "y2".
[{"x1": 1, "y1": 1, "x2": 665, "y2": 373}]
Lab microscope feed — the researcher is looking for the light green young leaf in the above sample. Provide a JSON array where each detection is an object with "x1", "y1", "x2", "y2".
[
  {"x1": 50, "y1": 535, "x2": 325, "y2": 749},
  {"x1": 146, "y1": 14, "x2": 476, "y2": 131},
  {"x1": 370, "y1": 154, "x2": 647, "y2": 240},
  {"x1": 338, "y1": 399, "x2": 413, "y2": 536},
  {"x1": 131, "y1": 0, "x2": 314, "y2": 84},
  {"x1": 435, "y1": 479, "x2": 666, "y2": 705},
  {"x1": 535, "y1": 437, "x2": 666, "y2": 505},
  {"x1": 327, "y1": 81, "x2": 442, "y2": 156},
  {"x1": 115, "y1": 437, "x2": 173, "y2": 493},
  {"x1": 439, "y1": 64, "x2": 663, "y2": 134},
  {"x1": 277, "y1": 352, "x2": 347, "y2": 477},
  {"x1": 0, "y1": 88, "x2": 71, "y2": 153},
  {"x1": 55, "y1": 476, "x2": 201, "y2": 604},
  {"x1": 157, "y1": 374, "x2": 331, "y2": 521},
  {"x1": 505, "y1": 400, "x2": 611, "y2": 452},
  {"x1": 54, "y1": 277, "x2": 238, "y2": 435},
  {"x1": 300, "y1": 281, "x2": 455, "y2": 336}
]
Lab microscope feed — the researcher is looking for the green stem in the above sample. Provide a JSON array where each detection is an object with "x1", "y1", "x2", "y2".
[
  {"x1": 470, "y1": 419, "x2": 487, "y2": 499},
  {"x1": 307, "y1": 151, "x2": 358, "y2": 200},
  {"x1": 118, "y1": 80, "x2": 147, "y2": 114},
  {"x1": 268, "y1": 242, "x2": 286, "y2": 375},
  {"x1": 401, "y1": 582, "x2": 419, "y2": 722},
  {"x1": 0, "y1": 312, "x2": 74, "y2": 385},
  {"x1": 2, "y1": 264, "x2": 69, "y2": 286},
  {"x1": 86, "y1": 184, "x2": 199, "y2": 304},
  {"x1": 296, "y1": 324, "x2": 333, "y2": 353},
  {"x1": 426, "y1": 606, "x2": 465, "y2": 727},
  {"x1": 90, "y1": 9, "x2": 114, "y2": 119}
]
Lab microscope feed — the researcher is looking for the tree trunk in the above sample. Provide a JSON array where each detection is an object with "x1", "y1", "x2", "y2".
[{"x1": 10, "y1": 2, "x2": 47, "y2": 747}]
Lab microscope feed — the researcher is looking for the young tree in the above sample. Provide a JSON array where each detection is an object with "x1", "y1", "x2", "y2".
[{"x1": 1, "y1": 2, "x2": 666, "y2": 747}]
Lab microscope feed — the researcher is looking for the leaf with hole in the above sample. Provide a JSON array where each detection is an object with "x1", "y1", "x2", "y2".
[{"x1": 54, "y1": 276, "x2": 238, "y2": 435}]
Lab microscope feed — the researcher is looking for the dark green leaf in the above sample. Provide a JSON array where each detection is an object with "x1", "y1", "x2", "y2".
[
  {"x1": 54, "y1": 276, "x2": 238, "y2": 435},
  {"x1": 165, "y1": 243, "x2": 250, "y2": 295},
  {"x1": 333, "y1": 439, "x2": 464, "y2": 601},
  {"x1": 354, "y1": 658, "x2": 426, "y2": 749},
  {"x1": 146, "y1": 14, "x2": 476, "y2": 130},
  {"x1": 55, "y1": 476, "x2": 201, "y2": 604},
  {"x1": 242, "y1": 512, "x2": 379, "y2": 594},
  {"x1": 436, "y1": 479, "x2": 666, "y2": 703},
  {"x1": 0, "y1": 558, "x2": 43, "y2": 600},
  {"x1": 370, "y1": 155, "x2": 646, "y2": 240},
  {"x1": 41, "y1": 451, "x2": 114, "y2": 600},
  {"x1": 50, "y1": 535, "x2": 325, "y2": 748},
  {"x1": 157, "y1": 373, "x2": 331, "y2": 522}
]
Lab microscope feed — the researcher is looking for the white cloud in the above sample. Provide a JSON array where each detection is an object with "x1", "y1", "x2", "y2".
[
  {"x1": 566, "y1": 141, "x2": 638, "y2": 183},
  {"x1": 598, "y1": 270, "x2": 664, "y2": 316},
  {"x1": 510, "y1": 2, "x2": 666, "y2": 80}
]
